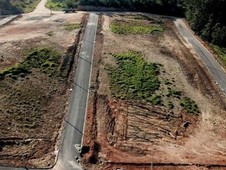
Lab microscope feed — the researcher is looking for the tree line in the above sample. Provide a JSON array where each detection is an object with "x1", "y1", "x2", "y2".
[
  {"x1": 48, "y1": 0, "x2": 79, "y2": 8},
  {"x1": 80, "y1": 0, "x2": 184, "y2": 16},
  {"x1": 0, "y1": 0, "x2": 41, "y2": 15},
  {"x1": 0, "y1": 0, "x2": 21, "y2": 15},
  {"x1": 184, "y1": 0, "x2": 226, "y2": 47},
  {"x1": 79, "y1": 0, "x2": 226, "y2": 47}
]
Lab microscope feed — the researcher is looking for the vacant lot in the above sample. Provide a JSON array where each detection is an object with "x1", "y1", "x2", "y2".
[
  {"x1": 82, "y1": 14, "x2": 226, "y2": 170},
  {"x1": 0, "y1": 12, "x2": 84, "y2": 168}
]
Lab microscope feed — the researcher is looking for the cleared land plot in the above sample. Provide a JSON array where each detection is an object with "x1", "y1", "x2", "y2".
[
  {"x1": 82, "y1": 14, "x2": 226, "y2": 170},
  {"x1": 0, "y1": 12, "x2": 84, "y2": 168}
]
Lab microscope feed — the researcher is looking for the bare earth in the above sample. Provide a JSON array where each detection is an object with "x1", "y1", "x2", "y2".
[
  {"x1": 0, "y1": 11, "x2": 84, "y2": 168},
  {"x1": 82, "y1": 14, "x2": 226, "y2": 170}
]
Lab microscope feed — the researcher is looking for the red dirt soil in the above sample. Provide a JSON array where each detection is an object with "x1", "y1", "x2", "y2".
[{"x1": 82, "y1": 14, "x2": 226, "y2": 170}]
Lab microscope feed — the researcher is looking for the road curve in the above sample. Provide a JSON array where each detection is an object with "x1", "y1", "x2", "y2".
[{"x1": 174, "y1": 19, "x2": 226, "y2": 95}]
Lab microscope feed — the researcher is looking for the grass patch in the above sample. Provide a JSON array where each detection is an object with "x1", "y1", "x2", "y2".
[
  {"x1": 0, "y1": 48, "x2": 61, "y2": 80},
  {"x1": 46, "y1": 0, "x2": 66, "y2": 10},
  {"x1": 109, "y1": 51, "x2": 161, "y2": 103},
  {"x1": 107, "y1": 51, "x2": 200, "y2": 111},
  {"x1": 63, "y1": 23, "x2": 81, "y2": 31},
  {"x1": 46, "y1": 0, "x2": 79, "y2": 10},
  {"x1": 180, "y1": 97, "x2": 199, "y2": 114},
  {"x1": 13, "y1": 0, "x2": 41, "y2": 13},
  {"x1": 211, "y1": 44, "x2": 226, "y2": 66},
  {"x1": 110, "y1": 19, "x2": 163, "y2": 35}
]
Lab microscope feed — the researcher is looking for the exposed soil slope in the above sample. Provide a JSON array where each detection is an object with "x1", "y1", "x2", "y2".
[
  {"x1": 82, "y1": 14, "x2": 226, "y2": 170},
  {"x1": 0, "y1": 12, "x2": 84, "y2": 168}
]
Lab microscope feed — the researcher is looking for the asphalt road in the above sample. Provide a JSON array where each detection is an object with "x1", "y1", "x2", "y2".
[
  {"x1": 0, "y1": 15, "x2": 18, "y2": 27},
  {"x1": 32, "y1": 0, "x2": 49, "y2": 14},
  {"x1": 174, "y1": 19, "x2": 226, "y2": 95},
  {"x1": 52, "y1": 13, "x2": 99, "y2": 170}
]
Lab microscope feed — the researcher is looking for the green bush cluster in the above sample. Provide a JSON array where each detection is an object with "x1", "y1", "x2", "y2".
[
  {"x1": 108, "y1": 51, "x2": 200, "y2": 111},
  {"x1": 180, "y1": 97, "x2": 199, "y2": 114},
  {"x1": 167, "y1": 88, "x2": 182, "y2": 98},
  {"x1": 0, "y1": 48, "x2": 60, "y2": 80},
  {"x1": 110, "y1": 20, "x2": 163, "y2": 35},
  {"x1": 46, "y1": 0, "x2": 79, "y2": 10},
  {"x1": 109, "y1": 51, "x2": 161, "y2": 102}
]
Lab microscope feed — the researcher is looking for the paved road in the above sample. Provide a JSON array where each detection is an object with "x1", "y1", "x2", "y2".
[
  {"x1": 0, "y1": 0, "x2": 49, "y2": 28},
  {"x1": 174, "y1": 19, "x2": 226, "y2": 95},
  {"x1": 32, "y1": 0, "x2": 49, "y2": 14},
  {"x1": 0, "y1": 15, "x2": 18, "y2": 27},
  {"x1": 52, "y1": 13, "x2": 99, "y2": 170}
]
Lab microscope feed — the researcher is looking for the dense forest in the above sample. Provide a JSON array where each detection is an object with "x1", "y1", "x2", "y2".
[
  {"x1": 184, "y1": 0, "x2": 226, "y2": 47},
  {"x1": 0, "y1": 0, "x2": 21, "y2": 15},
  {"x1": 80, "y1": 0, "x2": 184, "y2": 16}
]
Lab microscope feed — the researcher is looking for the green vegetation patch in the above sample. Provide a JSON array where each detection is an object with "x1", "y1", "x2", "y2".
[
  {"x1": 46, "y1": 0, "x2": 66, "y2": 10},
  {"x1": 63, "y1": 23, "x2": 81, "y2": 31},
  {"x1": 46, "y1": 0, "x2": 79, "y2": 10},
  {"x1": 110, "y1": 19, "x2": 163, "y2": 35},
  {"x1": 167, "y1": 88, "x2": 182, "y2": 98},
  {"x1": 211, "y1": 45, "x2": 226, "y2": 65},
  {"x1": 109, "y1": 51, "x2": 161, "y2": 102},
  {"x1": 0, "y1": 48, "x2": 61, "y2": 80},
  {"x1": 107, "y1": 51, "x2": 200, "y2": 113},
  {"x1": 180, "y1": 97, "x2": 199, "y2": 114},
  {"x1": 13, "y1": 0, "x2": 41, "y2": 13}
]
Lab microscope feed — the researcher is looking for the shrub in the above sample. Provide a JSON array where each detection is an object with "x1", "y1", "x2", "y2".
[{"x1": 180, "y1": 97, "x2": 199, "y2": 114}]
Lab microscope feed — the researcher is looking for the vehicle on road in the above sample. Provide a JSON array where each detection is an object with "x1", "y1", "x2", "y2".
[{"x1": 63, "y1": 8, "x2": 76, "y2": 13}]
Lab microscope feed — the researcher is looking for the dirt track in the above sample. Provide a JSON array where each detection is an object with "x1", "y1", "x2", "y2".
[{"x1": 82, "y1": 14, "x2": 226, "y2": 170}]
